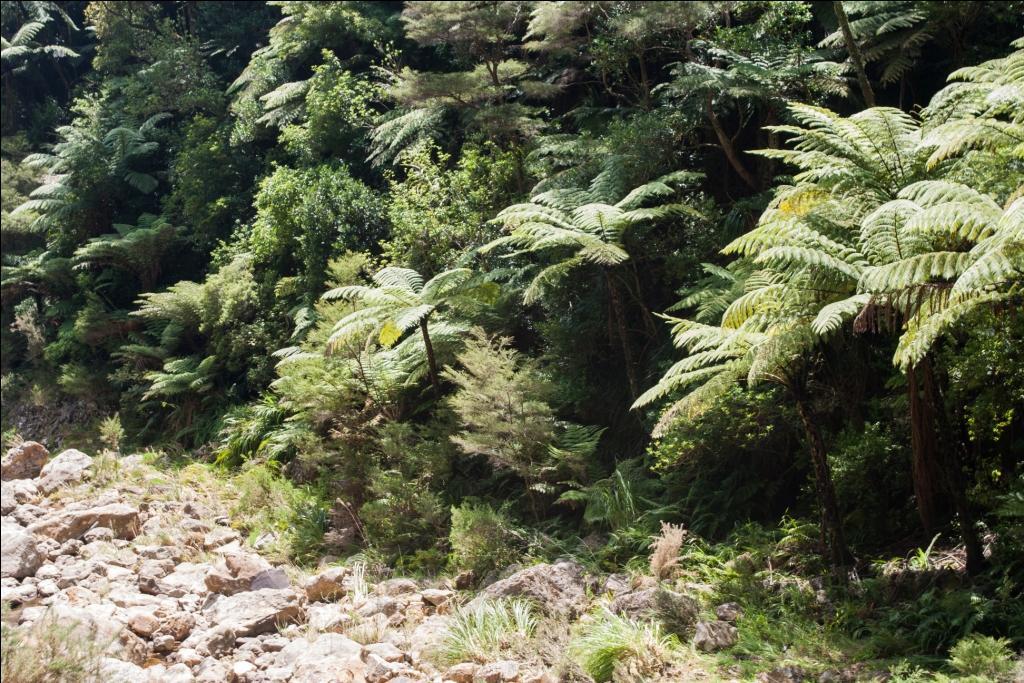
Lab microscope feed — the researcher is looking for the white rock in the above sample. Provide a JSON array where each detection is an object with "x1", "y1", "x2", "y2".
[
  {"x1": 1, "y1": 521, "x2": 45, "y2": 578},
  {"x1": 273, "y1": 632, "x2": 365, "y2": 683},
  {"x1": 99, "y1": 657, "x2": 148, "y2": 683},
  {"x1": 37, "y1": 448, "x2": 93, "y2": 493}
]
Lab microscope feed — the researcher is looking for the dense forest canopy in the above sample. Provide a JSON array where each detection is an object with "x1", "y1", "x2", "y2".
[{"x1": 1, "y1": 1, "x2": 1022, "y2": 679}]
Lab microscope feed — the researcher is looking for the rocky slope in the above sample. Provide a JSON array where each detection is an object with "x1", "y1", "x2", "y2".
[{"x1": 1, "y1": 442, "x2": 737, "y2": 683}]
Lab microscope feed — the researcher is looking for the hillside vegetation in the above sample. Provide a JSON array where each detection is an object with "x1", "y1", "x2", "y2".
[{"x1": 1, "y1": 2, "x2": 1022, "y2": 681}]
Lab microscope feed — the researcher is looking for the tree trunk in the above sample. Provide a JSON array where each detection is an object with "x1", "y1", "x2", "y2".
[
  {"x1": 420, "y1": 319, "x2": 441, "y2": 397},
  {"x1": 706, "y1": 93, "x2": 759, "y2": 191},
  {"x1": 833, "y1": 1, "x2": 876, "y2": 107},
  {"x1": 606, "y1": 271, "x2": 640, "y2": 399},
  {"x1": 919, "y1": 359, "x2": 985, "y2": 574},
  {"x1": 793, "y1": 392, "x2": 853, "y2": 571},
  {"x1": 907, "y1": 364, "x2": 947, "y2": 534}
]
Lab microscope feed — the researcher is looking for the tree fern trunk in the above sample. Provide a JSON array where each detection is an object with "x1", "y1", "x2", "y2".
[
  {"x1": 705, "y1": 94, "x2": 759, "y2": 191},
  {"x1": 607, "y1": 271, "x2": 640, "y2": 399},
  {"x1": 908, "y1": 364, "x2": 947, "y2": 534},
  {"x1": 833, "y1": 1, "x2": 876, "y2": 107},
  {"x1": 420, "y1": 319, "x2": 441, "y2": 397},
  {"x1": 793, "y1": 392, "x2": 852, "y2": 571},
  {"x1": 919, "y1": 359, "x2": 985, "y2": 575}
]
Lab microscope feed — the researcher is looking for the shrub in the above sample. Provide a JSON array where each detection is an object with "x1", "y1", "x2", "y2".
[
  {"x1": 569, "y1": 608, "x2": 678, "y2": 682},
  {"x1": 948, "y1": 634, "x2": 1016, "y2": 682},
  {"x1": 98, "y1": 413, "x2": 125, "y2": 451},
  {"x1": 448, "y1": 501, "x2": 525, "y2": 578},
  {"x1": 436, "y1": 598, "x2": 537, "y2": 664}
]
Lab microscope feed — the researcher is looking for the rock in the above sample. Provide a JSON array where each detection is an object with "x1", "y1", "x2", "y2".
[
  {"x1": 153, "y1": 633, "x2": 177, "y2": 653},
  {"x1": 609, "y1": 587, "x2": 699, "y2": 632},
  {"x1": 364, "y1": 641, "x2": 405, "y2": 663},
  {"x1": 37, "y1": 448, "x2": 93, "y2": 493},
  {"x1": 138, "y1": 558, "x2": 175, "y2": 594},
  {"x1": 716, "y1": 602, "x2": 743, "y2": 623},
  {"x1": 126, "y1": 607, "x2": 161, "y2": 637},
  {"x1": 185, "y1": 623, "x2": 238, "y2": 657},
  {"x1": 205, "y1": 550, "x2": 273, "y2": 595},
  {"x1": 159, "y1": 610, "x2": 196, "y2": 640},
  {"x1": 1, "y1": 522, "x2": 46, "y2": 578},
  {"x1": 420, "y1": 588, "x2": 454, "y2": 607},
  {"x1": 600, "y1": 573, "x2": 631, "y2": 596},
  {"x1": 3, "y1": 479, "x2": 39, "y2": 514},
  {"x1": 173, "y1": 647, "x2": 204, "y2": 667},
  {"x1": 203, "y1": 588, "x2": 304, "y2": 638},
  {"x1": 161, "y1": 663, "x2": 196, "y2": 683},
  {"x1": 158, "y1": 562, "x2": 212, "y2": 597},
  {"x1": 251, "y1": 567, "x2": 290, "y2": 590},
  {"x1": 195, "y1": 657, "x2": 230, "y2": 683},
  {"x1": 1, "y1": 485, "x2": 16, "y2": 515},
  {"x1": 262, "y1": 634, "x2": 290, "y2": 652},
  {"x1": 307, "y1": 602, "x2": 352, "y2": 632},
  {"x1": 45, "y1": 602, "x2": 149, "y2": 664},
  {"x1": 274, "y1": 632, "x2": 365, "y2": 683},
  {"x1": 357, "y1": 595, "x2": 398, "y2": 618},
  {"x1": 27, "y1": 503, "x2": 140, "y2": 542},
  {"x1": 365, "y1": 653, "x2": 403, "y2": 683},
  {"x1": 231, "y1": 660, "x2": 258, "y2": 682},
  {"x1": 475, "y1": 660, "x2": 520, "y2": 683},
  {"x1": 454, "y1": 570, "x2": 475, "y2": 590},
  {"x1": 408, "y1": 615, "x2": 451, "y2": 660},
  {"x1": 203, "y1": 526, "x2": 240, "y2": 550},
  {"x1": 1, "y1": 441, "x2": 49, "y2": 480},
  {"x1": 83, "y1": 526, "x2": 115, "y2": 543},
  {"x1": 99, "y1": 657, "x2": 148, "y2": 683},
  {"x1": 59, "y1": 538, "x2": 83, "y2": 556},
  {"x1": 446, "y1": 663, "x2": 479, "y2": 683},
  {"x1": 757, "y1": 665, "x2": 808, "y2": 683},
  {"x1": 378, "y1": 577, "x2": 419, "y2": 596},
  {"x1": 693, "y1": 619, "x2": 738, "y2": 652},
  {"x1": 471, "y1": 561, "x2": 587, "y2": 617},
  {"x1": 304, "y1": 566, "x2": 349, "y2": 602},
  {"x1": 2, "y1": 581, "x2": 38, "y2": 604}
]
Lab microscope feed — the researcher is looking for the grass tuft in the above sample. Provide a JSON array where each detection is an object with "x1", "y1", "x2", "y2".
[
  {"x1": 437, "y1": 598, "x2": 537, "y2": 664},
  {"x1": 569, "y1": 607, "x2": 678, "y2": 682}
]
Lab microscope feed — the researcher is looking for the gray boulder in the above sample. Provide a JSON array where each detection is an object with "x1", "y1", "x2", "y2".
[
  {"x1": 27, "y1": 502, "x2": 140, "y2": 542},
  {"x1": 693, "y1": 619, "x2": 738, "y2": 652},
  {"x1": 37, "y1": 448, "x2": 93, "y2": 493},
  {"x1": 471, "y1": 561, "x2": 588, "y2": 617},
  {"x1": 1, "y1": 441, "x2": 49, "y2": 480},
  {"x1": 273, "y1": 632, "x2": 364, "y2": 683},
  {"x1": 202, "y1": 588, "x2": 305, "y2": 638},
  {"x1": 1, "y1": 521, "x2": 46, "y2": 578}
]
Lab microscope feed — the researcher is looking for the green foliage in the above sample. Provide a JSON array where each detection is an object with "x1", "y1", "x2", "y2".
[
  {"x1": 569, "y1": 608, "x2": 678, "y2": 682},
  {"x1": 229, "y1": 462, "x2": 329, "y2": 565},
  {"x1": 3, "y1": 7, "x2": 1023, "y2": 680},
  {"x1": 947, "y1": 633, "x2": 1017, "y2": 681},
  {"x1": 98, "y1": 412, "x2": 125, "y2": 451},
  {"x1": 250, "y1": 163, "x2": 385, "y2": 299},
  {"x1": 448, "y1": 501, "x2": 525, "y2": 578},
  {"x1": 385, "y1": 143, "x2": 527, "y2": 274}
]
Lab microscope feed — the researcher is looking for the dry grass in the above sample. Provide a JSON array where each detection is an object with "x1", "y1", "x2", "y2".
[
  {"x1": 649, "y1": 522, "x2": 686, "y2": 580},
  {"x1": 1, "y1": 610, "x2": 107, "y2": 683}
]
